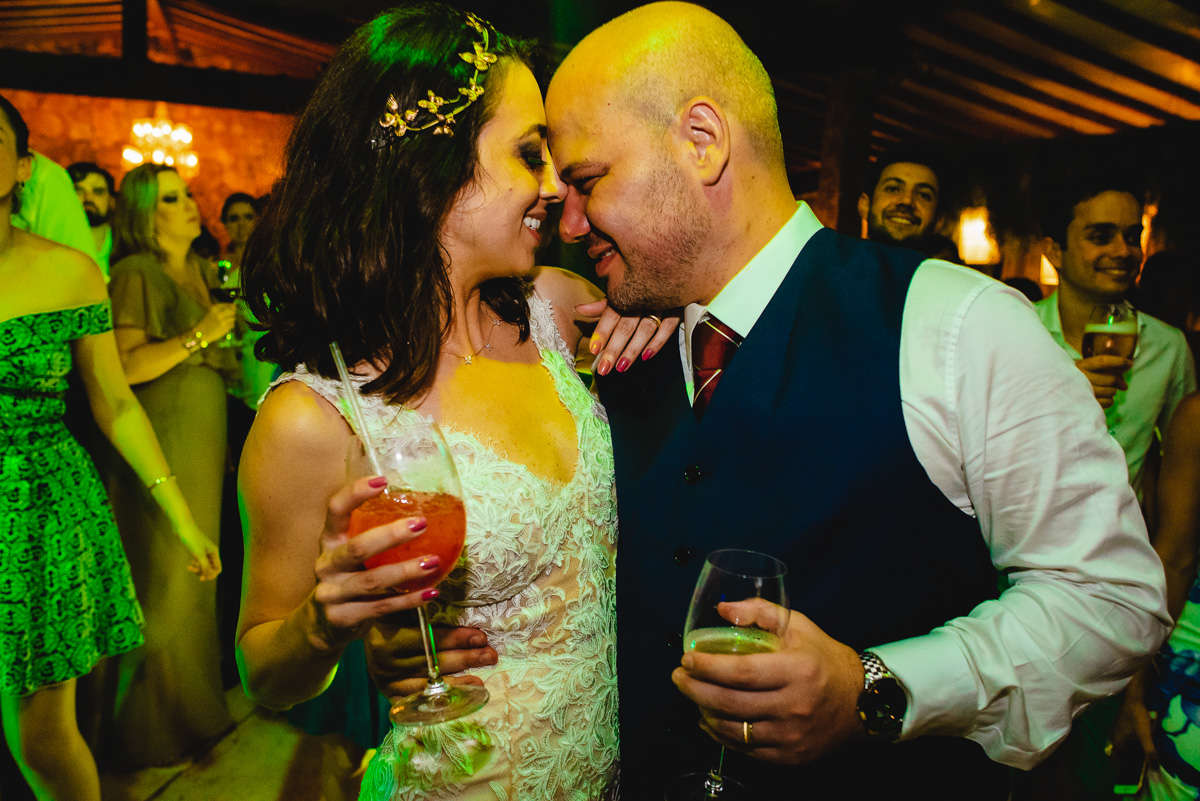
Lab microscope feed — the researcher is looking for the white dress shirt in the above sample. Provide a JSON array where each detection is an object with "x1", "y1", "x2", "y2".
[{"x1": 678, "y1": 202, "x2": 1170, "y2": 769}]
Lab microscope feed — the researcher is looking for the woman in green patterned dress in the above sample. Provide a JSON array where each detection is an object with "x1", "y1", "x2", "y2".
[{"x1": 0, "y1": 96, "x2": 220, "y2": 801}]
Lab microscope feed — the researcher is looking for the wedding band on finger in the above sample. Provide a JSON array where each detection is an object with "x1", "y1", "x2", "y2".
[
  {"x1": 743, "y1": 720, "x2": 753, "y2": 745},
  {"x1": 646, "y1": 314, "x2": 663, "y2": 327}
]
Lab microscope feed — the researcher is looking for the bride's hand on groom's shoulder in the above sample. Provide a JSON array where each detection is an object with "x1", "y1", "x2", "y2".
[
  {"x1": 575, "y1": 298, "x2": 679, "y2": 377},
  {"x1": 364, "y1": 622, "x2": 498, "y2": 699}
]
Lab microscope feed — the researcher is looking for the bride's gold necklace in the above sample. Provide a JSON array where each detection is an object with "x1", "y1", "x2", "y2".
[{"x1": 445, "y1": 313, "x2": 501, "y2": 365}]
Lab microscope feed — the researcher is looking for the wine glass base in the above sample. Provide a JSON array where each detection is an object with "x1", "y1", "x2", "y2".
[
  {"x1": 664, "y1": 771, "x2": 747, "y2": 801},
  {"x1": 389, "y1": 683, "x2": 489, "y2": 725}
]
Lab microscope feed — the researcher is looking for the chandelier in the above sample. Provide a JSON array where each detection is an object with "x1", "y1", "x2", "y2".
[{"x1": 122, "y1": 102, "x2": 199, "y2": 177}]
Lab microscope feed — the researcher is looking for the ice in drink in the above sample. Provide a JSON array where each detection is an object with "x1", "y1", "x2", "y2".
[
  {"x1": 1082, "y1": 320, "x2": 1138, "y2": 359},
  {"x1": 348, "y1": 490, "x2": 466, "y2": 591},
  {"x1": 685, "y1": 627, "x2": 781, "y2": 655}
]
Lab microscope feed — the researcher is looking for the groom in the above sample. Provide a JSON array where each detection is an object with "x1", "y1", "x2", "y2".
[
  {"x1": 545, "y1": 3, "x2": 1167, "y2": 798},
  {"x1": 379, "y1": 3, "x2": 1169, "y2": 797}
]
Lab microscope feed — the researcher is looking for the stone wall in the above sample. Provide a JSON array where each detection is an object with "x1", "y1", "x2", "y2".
[{"x1": 0, "y1": 88, "x2": 294, "y2": 244}]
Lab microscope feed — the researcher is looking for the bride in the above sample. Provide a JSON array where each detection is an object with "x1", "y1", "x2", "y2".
[{"x1": 235, "y1": 4, "x2": 669, "y2": 799}]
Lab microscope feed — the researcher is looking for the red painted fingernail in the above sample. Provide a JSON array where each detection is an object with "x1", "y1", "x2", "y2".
[
  {"x1": 418, "y1": 555, "x2": 440, "y2": 570},
  {"x1": 368, "y1": 476, "x2": 388, "y2": 488},
  {"x1": 641, "y1": 348, "x2": 655, "y2": 361},
  {"x1": 616, "y1": 358, "x2": 630, "y2": 373},
  {"x1": 422, "y1": 588, "x2": 439, "y2": 601},
  {"x1": 408, "y1": 517, "x2": 427, "y2": 532}
]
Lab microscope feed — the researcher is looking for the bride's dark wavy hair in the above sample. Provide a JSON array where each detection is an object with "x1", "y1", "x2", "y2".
[{"x1": 242, "y1": 3, "x2": 534, "y2": 404}]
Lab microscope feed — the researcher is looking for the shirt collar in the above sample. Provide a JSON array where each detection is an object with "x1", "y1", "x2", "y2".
[{"x1": 683, "y1": 201, "x2": 822, "y2": 344}]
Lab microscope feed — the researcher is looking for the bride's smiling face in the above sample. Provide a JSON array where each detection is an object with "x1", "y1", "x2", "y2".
[{"x1": 439, "y1": 61, "x2": 565, "y2": 281}]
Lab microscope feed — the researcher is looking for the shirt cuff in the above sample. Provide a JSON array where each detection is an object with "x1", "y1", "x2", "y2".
[{"x1": 871, "y1": 629, "x2": 978, "y2": 741}]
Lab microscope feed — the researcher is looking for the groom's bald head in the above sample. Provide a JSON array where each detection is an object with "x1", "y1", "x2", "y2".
[{"x1": 547, "y1": 2, "x2": 783, "y2": 166}]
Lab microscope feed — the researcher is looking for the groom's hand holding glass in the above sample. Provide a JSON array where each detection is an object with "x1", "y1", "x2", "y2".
[{"x1": 671, "y1": 598, "x2": 869, "y2": 765}]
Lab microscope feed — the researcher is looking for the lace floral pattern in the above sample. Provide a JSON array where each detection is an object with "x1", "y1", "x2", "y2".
[{"x1": 279, "y1": 294, "x2": 617, "y2": 800}]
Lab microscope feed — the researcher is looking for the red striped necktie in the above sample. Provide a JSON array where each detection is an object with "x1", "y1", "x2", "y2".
[{"x1": 691, "y1": 314, "x2": 743, "y2": 418}]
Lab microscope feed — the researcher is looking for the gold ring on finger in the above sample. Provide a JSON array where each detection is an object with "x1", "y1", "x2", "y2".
[
  {"x1": 646, "y1": 314, "x2": 663, "y2": 327},
  {"x1": 743, "y1": 720, "x2": 753, "y2": 745}
]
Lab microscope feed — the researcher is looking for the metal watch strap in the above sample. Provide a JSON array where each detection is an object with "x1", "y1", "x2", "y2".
[
  {"x1": 860, "y1": 650, "x2": 889, "y2": 687},
  {"x1": 857, "y1": 650, "x2": 905, "y2": 741}
]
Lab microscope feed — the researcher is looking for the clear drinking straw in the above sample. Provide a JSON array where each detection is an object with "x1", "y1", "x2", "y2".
[
  {"x1": 328, "y1": 342, "x2": 386, "y2": 481},
  {"x1": 328, "y1": 341, "x2": 438, "y2": 680}
]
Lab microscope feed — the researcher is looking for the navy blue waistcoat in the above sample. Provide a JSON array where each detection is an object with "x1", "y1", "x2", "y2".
[{"x1": 598, "y1": 228, "x2": 1006, "y2": 799}]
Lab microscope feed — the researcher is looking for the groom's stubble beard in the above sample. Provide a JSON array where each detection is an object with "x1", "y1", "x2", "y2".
[{"x1": 604, "y1": 158, "x2": 710, "y2": 316}]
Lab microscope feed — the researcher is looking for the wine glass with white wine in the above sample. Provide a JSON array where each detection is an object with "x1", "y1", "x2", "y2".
[{"x1": 667, "y1": 549, "x2": 789, "y2": 801}]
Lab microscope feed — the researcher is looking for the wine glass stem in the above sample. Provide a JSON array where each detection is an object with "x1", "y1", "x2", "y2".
[
  {"x1": 417, "y1": 605, "x2": 441, "y2": 684},
  {"x1": 704, "y1": 747, "x2": 727, "y2": 797}
]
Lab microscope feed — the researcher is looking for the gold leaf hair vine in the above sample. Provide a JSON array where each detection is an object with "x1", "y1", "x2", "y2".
[{"x1": 370, "y1": 13, "x2": 496, "y2": 147}]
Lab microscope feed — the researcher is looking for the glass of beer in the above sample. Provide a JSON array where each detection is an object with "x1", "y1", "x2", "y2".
[
  {"x1": 668, "y1": 549, "x2": 789, "y2": 800},
  {"x1": 1082, "y1": 301, "x2": 1138, "y2": 359},
  {"x1": 346, "y1": 418, "x2": 487, "y2": 724}
]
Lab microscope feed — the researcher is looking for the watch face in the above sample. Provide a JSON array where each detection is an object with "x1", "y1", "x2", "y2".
[{"x1": 860, "y1": 676, "x2": 906, "y2": 739}]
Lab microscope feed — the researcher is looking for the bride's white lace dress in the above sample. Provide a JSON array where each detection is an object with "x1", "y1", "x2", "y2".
[{"x1": 280, "y1": 293, "x2": 618, "y2": 801}]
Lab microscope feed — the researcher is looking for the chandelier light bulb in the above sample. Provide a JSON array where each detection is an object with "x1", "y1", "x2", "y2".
[{"x1": 124, "y1": 108, "x2": 200, "y2": 177}]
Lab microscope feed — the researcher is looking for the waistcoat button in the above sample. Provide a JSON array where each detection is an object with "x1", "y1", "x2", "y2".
[{"x1": 683, "y1": 464, "x2": 703, "y2": 484}]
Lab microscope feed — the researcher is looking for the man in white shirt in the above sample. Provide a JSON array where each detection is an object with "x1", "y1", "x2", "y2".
[
  {"x1": 1034, "y1": 179, "x2": 1196, "y2": 502},
  {"x1": 542, "y1": 2, "x2": 1169, "y2": 797}
]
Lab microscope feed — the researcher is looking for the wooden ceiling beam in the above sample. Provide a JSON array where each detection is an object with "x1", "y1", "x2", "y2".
[
  {"x1": 1063, "y1": 0, "x2": 1200, "y2": 57},
  {"x1": 165, "y1": 4, "x2": 333, "y2": 59},
  {"x1": 967, "y1": 6, "x2": 1200, "y2": 116},
  {"x1": 0, "y1": 20, "x2": 120, "y2": 31},
  {"x1": 165, "y1": 26, "x2": 323, "y2": 73},
  {"x1": 871, "y1": 112, "x2": 953, "y2": 144},
  {"x1": 896, "y1": 80, "x2": 1059, "y2": 138},
  {"x1": 877, "y1": 93, "x2": 1012, "y2": 141},
  {"x1": 904, "y1": 23, "x2": 1163, "y2": 128},
  {"x1": 0, "y1": 49, "x2": 312, "y2": 112},
  {"x1": 918, "y1": 60, "x2": 1116, "y2": 135},
  {"x1": 1002, "y1": 0, "x2": 1200, "y2": 94},
  {"x1": 1094, "y1": 0, "x2": 1200, "y2": 44},
  {"x1": 930, "y1": 12, "x2": 1185, "y2": 123}
]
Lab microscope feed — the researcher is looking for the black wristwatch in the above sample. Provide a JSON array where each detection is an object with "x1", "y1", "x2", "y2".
[{"x1": 856, "y1": 650, "x2": 906, "y2": 741}]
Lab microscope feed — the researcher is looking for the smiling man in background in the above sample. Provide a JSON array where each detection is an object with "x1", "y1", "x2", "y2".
[
  {"x1": 1036, "y1": 176, "x2": 1195, "y2": 502},
  {"x1": 858, "y1": 151, "x2": 944, "y2": 255}
]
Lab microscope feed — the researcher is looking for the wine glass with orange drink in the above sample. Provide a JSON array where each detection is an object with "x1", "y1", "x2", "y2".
[{"x1": 347, "y1": 417, "x2": 488, "y2": 725}]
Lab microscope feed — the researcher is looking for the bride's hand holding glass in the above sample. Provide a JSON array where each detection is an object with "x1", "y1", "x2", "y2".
[{"x1": 304, "y1": 474, "x2": 445, "y2": 652}]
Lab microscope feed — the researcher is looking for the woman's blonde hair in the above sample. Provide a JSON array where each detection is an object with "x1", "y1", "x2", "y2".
[{"x1": 112, "y1": 163, "x2": 177, "y2": 263}]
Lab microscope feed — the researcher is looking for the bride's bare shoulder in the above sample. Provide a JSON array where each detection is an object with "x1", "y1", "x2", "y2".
[{"x1": 250, "y1": 379, "x2": 351, "y2": 462}]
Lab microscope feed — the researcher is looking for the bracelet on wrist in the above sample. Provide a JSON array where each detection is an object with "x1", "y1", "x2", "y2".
[
  {"x1": 146, "y1": 474, "x2": 176, "y2": 491},
  {"x1": 182, "y1": 330, "x2": 208, "y2": 352}
]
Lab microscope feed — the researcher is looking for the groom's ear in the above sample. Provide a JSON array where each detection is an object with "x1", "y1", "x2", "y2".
[{"x1": 675, "y1": 97, "x2": 729, "y2": 186}]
